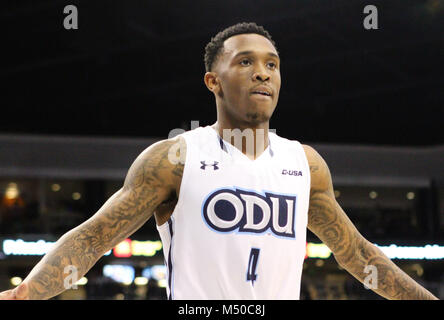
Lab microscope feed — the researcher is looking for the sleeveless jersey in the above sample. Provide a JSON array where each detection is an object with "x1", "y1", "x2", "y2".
[{"x1": 156, "y1": 126, "x2": 311, "y2": 299}]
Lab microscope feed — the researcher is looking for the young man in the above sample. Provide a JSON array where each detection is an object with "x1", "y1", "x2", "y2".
[{"x1": 0, "y1": 22, "x2": 438, "y2": 300}]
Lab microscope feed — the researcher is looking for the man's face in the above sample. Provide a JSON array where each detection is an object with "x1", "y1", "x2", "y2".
[{"x1": 210, "y1": 33, "x2": 281, "y2": 125}]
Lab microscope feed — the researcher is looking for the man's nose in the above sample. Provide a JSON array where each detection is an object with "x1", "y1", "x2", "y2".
[{"x1": 252, "y1": 67, "x2": 270, "y2": 82}]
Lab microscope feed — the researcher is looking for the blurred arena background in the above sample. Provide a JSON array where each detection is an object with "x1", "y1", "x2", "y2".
[{"x1": 0, "y1": 0, "x2": 443, "y2": 299}]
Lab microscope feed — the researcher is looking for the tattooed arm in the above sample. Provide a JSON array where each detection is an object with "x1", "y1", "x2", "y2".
[
  {"x1": 303, "y1": 144, "x2": 438, "y2": 300},
  {"x1": 0, "y1": 137, "x2": 185, "y2": 300}
]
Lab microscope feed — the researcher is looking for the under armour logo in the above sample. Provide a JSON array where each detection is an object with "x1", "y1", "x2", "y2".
[{"x1": 200, "y1": 161, "x2": 219, "y2": 170}]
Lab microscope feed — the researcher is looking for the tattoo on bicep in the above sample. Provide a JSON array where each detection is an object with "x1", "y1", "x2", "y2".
[
  {"x1": 172, "y1": 162, "x2": 184, "y2": 178},
  {"x1": 127, "y1": 158, "x2": 145, "y2": 189},
  {"x1": 309, "y1": 165, "x2": 319, "y2": 173},
  {"x1": 100, "y1": 140, "x2": 183, "y2": 242}
]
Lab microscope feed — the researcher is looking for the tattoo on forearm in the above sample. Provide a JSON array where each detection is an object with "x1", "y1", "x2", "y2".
[
  {"x1": 304, "y1": 144, "x2": 437, "y2": 300},
  {"x1": 361, "y1": 256, "x2": 436, "y2": 299},
  {"x1": 308, "y1": 188, "x2": 437, "y2": 300}
]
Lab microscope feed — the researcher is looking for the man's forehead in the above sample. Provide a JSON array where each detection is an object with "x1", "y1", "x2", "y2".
[{"x1": 222, "y1": 33, "x2": 278, "y2": 58}]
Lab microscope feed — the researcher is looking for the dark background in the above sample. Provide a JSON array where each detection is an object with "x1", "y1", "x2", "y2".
[
  {"x1": 2, "y1": 0, "x2": 443, "y2": 145},
  {"x1": 1, "y1": 0, "x2": 443, "y2": 300}
]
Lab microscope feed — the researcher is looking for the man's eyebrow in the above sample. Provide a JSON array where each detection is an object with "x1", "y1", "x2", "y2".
[{"x1": 232, "y1": 50, "x2": 280, "y2": 60}]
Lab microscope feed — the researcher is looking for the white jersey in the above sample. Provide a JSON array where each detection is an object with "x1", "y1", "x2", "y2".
[{"x1": 156, "y1": 126, "x2": 311, "y2": 300}]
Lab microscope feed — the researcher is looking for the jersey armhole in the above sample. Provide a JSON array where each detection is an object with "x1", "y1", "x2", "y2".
[
  {"x1": 157, "y1": 134, "x2": 191, "y2": 229},
  {"x1": 299, "y1": 143, "x2": 311, "y2": 194}
]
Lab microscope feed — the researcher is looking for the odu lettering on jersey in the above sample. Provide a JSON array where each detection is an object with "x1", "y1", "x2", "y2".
[{"x1": 202, "y1": 188, "x2": 297, "y2": 238}]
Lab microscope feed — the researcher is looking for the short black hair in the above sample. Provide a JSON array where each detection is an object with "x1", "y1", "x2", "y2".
[{"x1": 204, "y1": 22, "x2": 277, "y2": 72}]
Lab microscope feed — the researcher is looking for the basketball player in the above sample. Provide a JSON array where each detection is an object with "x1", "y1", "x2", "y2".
[{"x1": 0, "y1": 22, "x2": 438, "y2": 300}]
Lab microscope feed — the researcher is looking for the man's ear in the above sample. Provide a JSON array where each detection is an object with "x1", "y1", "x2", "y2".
[{"x1": 204, "y1": 72, "x2": 220, "y2": 94}]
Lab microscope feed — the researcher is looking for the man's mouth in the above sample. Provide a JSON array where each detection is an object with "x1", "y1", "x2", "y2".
[
  {"x1": 251, "y1": 91, "x2": 272, "y2": 96},
  {"x1": 250, "y1": 85, "x2": 273, "y2": 97}
]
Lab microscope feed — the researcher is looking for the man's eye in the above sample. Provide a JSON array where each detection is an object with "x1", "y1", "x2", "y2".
[
  {"x1": 240, "y1": 59, "x2": 251, "y2": 66},
  {"x1": 267, "y1": 62, "x2": 277, "y2": 69}
]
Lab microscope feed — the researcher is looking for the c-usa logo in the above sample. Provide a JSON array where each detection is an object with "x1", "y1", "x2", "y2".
[{"x1": 202, "y1": 188, "x2": 297, "y2": 238}]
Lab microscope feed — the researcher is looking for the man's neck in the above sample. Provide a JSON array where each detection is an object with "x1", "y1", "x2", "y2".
[{"x1": 211, "y1": 121, "x2": 270, "y2": 160}]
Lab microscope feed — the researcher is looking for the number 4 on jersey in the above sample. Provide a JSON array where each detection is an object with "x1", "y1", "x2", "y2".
[{"x1": 247, "y1": 248, "x2": 260, "y2": 286}]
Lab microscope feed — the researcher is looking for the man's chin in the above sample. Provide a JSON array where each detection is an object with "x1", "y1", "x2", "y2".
[{"x1": 245, "y1": 111, "x2": 272, "y2": 125}]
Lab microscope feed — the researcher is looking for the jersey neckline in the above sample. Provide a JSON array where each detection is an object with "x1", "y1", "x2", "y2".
[{"x1": 205, "y1": 125, "x2": 274, "y2": 163}]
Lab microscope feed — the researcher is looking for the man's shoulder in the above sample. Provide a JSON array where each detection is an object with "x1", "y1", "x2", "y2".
[
  {"x1": 127, "y1": 136, "x2": 186, "y2": 186},
  {"x1": 300, "y1": 144, "x2": 332, "y2": 189},
  {"x1": 139, "y1": 135, "x2": 186, "y2": 162},
  {"x1": 301, "y1": 144, "x2": 318, "y2": 162}
]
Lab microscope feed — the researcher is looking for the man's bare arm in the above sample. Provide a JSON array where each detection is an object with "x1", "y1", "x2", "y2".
[
  {"x1": 303, "y1": 144, "x2": 438, "y2": 300},
  {"x1": 1, "y1": 137, "x2": 185, "y2": 300}
]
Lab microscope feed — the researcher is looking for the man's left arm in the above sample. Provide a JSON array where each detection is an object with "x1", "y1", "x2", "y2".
[{"x1": 303, "y1": 144, "x2": 438, "y2": 300}]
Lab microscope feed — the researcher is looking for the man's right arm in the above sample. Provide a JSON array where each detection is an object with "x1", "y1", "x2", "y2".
[{"x1": 0, "y1": 137, "x2": 185, "y2": 300}]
